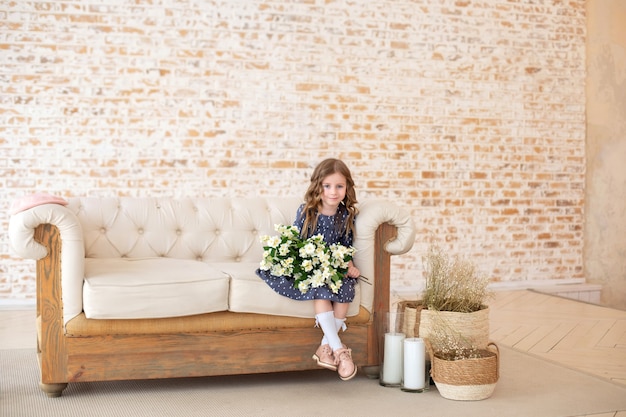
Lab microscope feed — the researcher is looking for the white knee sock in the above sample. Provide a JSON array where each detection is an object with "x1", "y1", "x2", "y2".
[
  {"x1": 321, "y1": 316, "x2": 347, "y2": 348},
  {"x1": 316, "y1": 311, "x2": 343, "y2": 351},
  {"x1": 335, "y1": 317, "x2": 347, "y2": 332}
]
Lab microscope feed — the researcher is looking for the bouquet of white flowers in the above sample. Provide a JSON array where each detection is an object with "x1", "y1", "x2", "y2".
[{"x1": 259, "y1": 224, "x2": 356, "y2": 294}]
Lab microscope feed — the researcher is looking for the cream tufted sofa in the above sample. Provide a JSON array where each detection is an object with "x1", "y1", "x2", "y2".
[{"x1": 9, "y1": 197, "x2": 415, "y2": 397}]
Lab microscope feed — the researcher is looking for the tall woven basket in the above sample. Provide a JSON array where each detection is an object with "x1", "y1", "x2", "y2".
[
  {"x1": 419, "y1": 306, "x2": 490, "y2": 351},
  {"x1": 397, "y1": 303, "x2": 491, "y2": 362},
  {"x1": 430, "y1": 342, "x2": 500, "y2": 401}
]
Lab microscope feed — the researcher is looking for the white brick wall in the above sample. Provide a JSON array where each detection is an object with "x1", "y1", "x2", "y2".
[{"x1": 0, "y1": 0, "x2": 587, "y2": 301}]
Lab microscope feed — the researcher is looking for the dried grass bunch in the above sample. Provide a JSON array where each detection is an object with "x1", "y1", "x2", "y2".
[{"x1": 422, "y1": 244, "x2": 492, "y2": 313}]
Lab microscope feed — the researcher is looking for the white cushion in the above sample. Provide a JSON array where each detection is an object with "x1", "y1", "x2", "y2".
[
  {"x1": 83, "y1": 258, "x2": 229, "y2": 319},
  {"x1": 221, "y1": 262, "x2": 361, "y2": 318}
]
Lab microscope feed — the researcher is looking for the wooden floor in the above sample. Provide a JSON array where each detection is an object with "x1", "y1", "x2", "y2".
[{"x1": 489, "y1": 290, "x2": 626, "y2": 387}]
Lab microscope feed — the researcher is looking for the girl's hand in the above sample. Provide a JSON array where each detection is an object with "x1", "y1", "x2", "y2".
[{"x1": 347, "y1": 262, "x2": 360, "y2": 279}]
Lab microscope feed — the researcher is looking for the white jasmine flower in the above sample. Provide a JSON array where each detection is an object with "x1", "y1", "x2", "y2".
[
  {"x1": 302, "y1": 259, "x2": 313, "y2": 272},
  {"x1": 278, "y1": 243, "x2": 290, "y2": 256}
]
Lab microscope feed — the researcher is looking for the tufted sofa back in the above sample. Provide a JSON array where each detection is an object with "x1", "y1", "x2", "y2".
[{"x1": 66, "y1": 197, "x2": 302, "y2": 263}]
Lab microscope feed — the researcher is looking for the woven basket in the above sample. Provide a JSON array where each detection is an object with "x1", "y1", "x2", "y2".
[
  {"x1": 397, "y1": 303, "x2": 490, "y2": 359},
  {"x1": 430, "y1": 342, "x2": 500, "y2": 401},
  {"x1": 419, "y1": 306, "x2": 490, "y2": 351}
]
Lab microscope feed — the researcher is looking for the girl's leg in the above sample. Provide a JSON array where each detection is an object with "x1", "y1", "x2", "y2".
[
  {"x1": 329, "y1": 302, "x2": 357, "y2": 380},
  {"x1": 314, "y1": 300, "x2": 342, "y2": 350},
  {"x1": 313, "y1": 300, "x2": 357, "y2": 380},
  {"x1": 312, "y1": 300, "x2": 340, "y2": 370},
  {"x1": 317, "y1": 300, "x2": 348, "y2": 344},
  {"x1": 332, "y1": 302, "x2": 349, "y2": 331}
]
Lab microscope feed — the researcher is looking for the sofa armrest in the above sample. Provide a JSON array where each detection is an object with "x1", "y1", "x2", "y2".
[
  {"x1": 353, "y1": 200, "x2": 416, "y2": 314},
  {"x1": 357, "y1": 200, "x2": 416, "y2": 255},
  {"x1": 9, "y1": 204, "x2": 85, "y2": 324}
]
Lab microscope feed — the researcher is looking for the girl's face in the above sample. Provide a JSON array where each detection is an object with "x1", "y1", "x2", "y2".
[{"x1": 320, "y1": 172, "x2": 347, "y2": 215}]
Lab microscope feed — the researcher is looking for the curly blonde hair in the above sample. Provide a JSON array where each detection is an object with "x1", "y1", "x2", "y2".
[{"x1": 300, "y1": 158, "x2": 358, "y2": 239}]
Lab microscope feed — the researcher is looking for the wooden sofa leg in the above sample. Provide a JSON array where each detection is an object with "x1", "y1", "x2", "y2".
[{"x1": 40, "y1": 382, "x2": 68, "y2": 398}]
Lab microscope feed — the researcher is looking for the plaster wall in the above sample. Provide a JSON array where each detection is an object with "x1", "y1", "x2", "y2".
[{"x1": 585, "y1": 0, "x2": 626, "y2": 309}]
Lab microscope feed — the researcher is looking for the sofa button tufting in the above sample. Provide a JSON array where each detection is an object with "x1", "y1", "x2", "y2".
[
  {"x1": 100, "y1": 227, "x2": 106, "y2": 234},
  {"x1": 138, "y1": 228, "x2": 144, "y2": 234},
  {"x1": 235, "y1": 257, "x2": 241, "y2": 262},
  {"x1": 176, "y1": 229, "x2": 182, "y2": 235}
]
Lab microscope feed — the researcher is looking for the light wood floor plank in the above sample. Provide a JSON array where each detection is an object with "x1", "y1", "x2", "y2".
[
  {"x1": 498, "y1": 324, "x2": 537, "y2": 347},
  {"x1": 511, "y1": 324, "x2": 556, "y2": 351},
  {"x1": 552, "y1": 320, "x2": 601, "y2": 351},
  {"x1": 578, "y1": 320, "x2": 616, "y2": 349},
  {"x1": 599, "y1": 320, "x2": 626, "y2": 347},
  {"x1": 529, "y1": 322, "x2": 578, "y2": 354}
]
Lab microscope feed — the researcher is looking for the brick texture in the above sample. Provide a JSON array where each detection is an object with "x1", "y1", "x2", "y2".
[{"x1": 0, "y1": 0, "x2": 586, "y2": 301}]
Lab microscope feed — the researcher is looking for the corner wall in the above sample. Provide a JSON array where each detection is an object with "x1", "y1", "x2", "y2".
[{"x1": 585, "y1": 0, "x2": 626, "y2": 309}]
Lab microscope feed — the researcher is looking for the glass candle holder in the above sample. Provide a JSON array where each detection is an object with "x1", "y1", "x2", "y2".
[
  {"x1": 401, "y1": 337, "x2": 427, "y2": 392},
  {"x1": 379, "y1": 311, "x2": 405, "y2": 387}
]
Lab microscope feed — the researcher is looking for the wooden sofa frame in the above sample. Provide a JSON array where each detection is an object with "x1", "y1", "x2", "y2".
[{"x1": 34, "y1": 222, "x2": 398, "y2": 397}]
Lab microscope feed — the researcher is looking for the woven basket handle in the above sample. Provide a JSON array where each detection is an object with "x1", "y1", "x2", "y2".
[{"x1": 487, "y1": 341, "x2": 500, "y2": 380}]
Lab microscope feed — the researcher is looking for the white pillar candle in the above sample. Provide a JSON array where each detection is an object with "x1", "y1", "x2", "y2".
[
  {"x1": 382, "y1": 332, "x2": 405, "y2": 385},
  {"x1": 402, "y1": 337, "x2": 426, "y2": 391}
]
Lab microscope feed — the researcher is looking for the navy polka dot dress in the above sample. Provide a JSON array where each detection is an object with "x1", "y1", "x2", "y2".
[{"x1": 256, "y1": 204, "x2": 356, "y2": 303}]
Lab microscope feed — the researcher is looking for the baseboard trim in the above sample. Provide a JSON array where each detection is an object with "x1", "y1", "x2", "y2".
[
  {"x1": 392, "y1": 278, "x2": 591, "y2": 301},
  {"x1": 0, "y1": 299, "x2": 36, "y2": 310},
  {"x1": 488, "y1": 278, "x2": 588, "y2": 290}
]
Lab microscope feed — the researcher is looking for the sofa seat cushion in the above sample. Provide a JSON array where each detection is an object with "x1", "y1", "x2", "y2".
[
  {"x1": 63, "y1": 307, "x2": 371, "y2": 336},
  {"x1": 83, "y1": 258, "x2": 229, "y2": 319},
  {"x1": 221, "y1": 262, "x2": 361, "y2": 318}
]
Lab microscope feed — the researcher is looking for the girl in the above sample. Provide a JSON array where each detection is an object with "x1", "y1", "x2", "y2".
[{"x1": 256, "y1": 158, "x2": 361, "y2": 381}]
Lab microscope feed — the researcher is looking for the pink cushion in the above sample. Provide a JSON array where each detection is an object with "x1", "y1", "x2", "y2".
[{"x1": 10, "y1": 193, "x2": 69, "y2": 215}]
